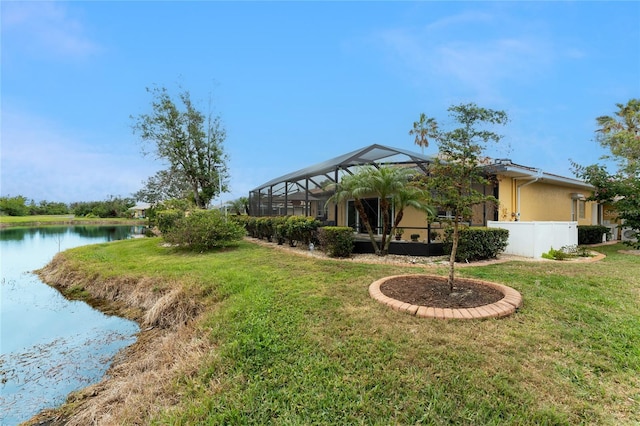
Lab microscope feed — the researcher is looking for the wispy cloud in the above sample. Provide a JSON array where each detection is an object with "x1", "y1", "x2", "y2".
[
  {"x1": 424, "y1": 9, "x2": 495, "y2": 32},
  {"x1": 435, "y1": 37, "x2": 552, "y2": 96},
  {"x1": 372, "y1": 9, "x2": 555, "y2": 101},
  {"x1": 1, "y1": 1, "x2": 100, "y2": 59}
]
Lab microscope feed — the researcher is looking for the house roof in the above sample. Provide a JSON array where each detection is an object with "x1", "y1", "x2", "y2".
[
  {"x1": 128, "y1": 202, "x2": 153, "y2": 210},
  {"x1": 251, "y1": 144, "x2": 436, "y2": 192},
  {"x1": 485, "y1": 159, "x2": 594, "y2": 190}
]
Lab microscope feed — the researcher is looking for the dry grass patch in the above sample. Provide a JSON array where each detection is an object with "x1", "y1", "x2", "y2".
[
  {"x1": 31, "y1": 323, "x2": 215, "y2": 426},
  {"x1": 143, "y1": 287, "x2": 201, "y2": 329},
  {"x1": 30, "y1": 244, "x2": 213, "y2": 425},
  {"x1": 38, "y1": 253, "x2": 204, "y2": 327}
]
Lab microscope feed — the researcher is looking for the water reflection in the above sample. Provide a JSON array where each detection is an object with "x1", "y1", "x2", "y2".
[
  {"x1": 0, "y1": 225, "x2": 141, "y2": 242},
  {"x1": 0, "y1": 226, "x2": 140, "y2": 425}
]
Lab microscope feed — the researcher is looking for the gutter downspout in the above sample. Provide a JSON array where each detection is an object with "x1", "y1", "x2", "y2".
[{"x1": 516, "y1": 169, "x2": 543, "y2": 221}]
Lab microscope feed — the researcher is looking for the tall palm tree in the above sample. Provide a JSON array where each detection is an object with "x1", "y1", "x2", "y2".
[{"x1": 409, "y1": 112, "x2": 438, "y2": 152}]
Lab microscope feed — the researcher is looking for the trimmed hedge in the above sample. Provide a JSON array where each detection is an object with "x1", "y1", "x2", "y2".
[
  {"x1": 231, "y1": 216, "x2": 281, "y2": 241},
  {"x1": 230, "y1": 215, "x2": 252, "y2": 233},
  {"x1": 578, "y1": 225, "x2": 610, "y2": 245},
  {"x1": 234, "y1": 216, "x2": 320, "y2": 247},
  {"x1": 318, "y1": 226, "x2": 354, "y2": 258},
  {"x1": 283, "y1": 216, "x2": 320, "y2": 247},
  {"x1": 443, "y1": 227, "x2": 509, "y2": 262}
]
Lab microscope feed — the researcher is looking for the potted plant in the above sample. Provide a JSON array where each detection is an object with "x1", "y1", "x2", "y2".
[
  {"x1": 429, "y1": 231, "x2": 440, "y2": 243},
  {"x1": 410, "y1": 233, "x2": 420, "y2": 242},
  {"x1": 395, "y1": 228, "x2": 404, "y2": 241}
]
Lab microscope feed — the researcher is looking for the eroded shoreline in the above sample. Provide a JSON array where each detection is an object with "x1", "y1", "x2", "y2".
[{"x1": 26, "y1": 253, "x2": 211, "y2": 426}]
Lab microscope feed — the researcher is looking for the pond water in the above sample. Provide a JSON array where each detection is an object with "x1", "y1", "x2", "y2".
[{"x1": 0, "y1": 226, "x2": 141, "y2": 425}]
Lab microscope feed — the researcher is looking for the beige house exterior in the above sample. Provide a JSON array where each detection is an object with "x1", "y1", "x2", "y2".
[
  {"x1": 128, "y1": 202, "x2": 153, "y2": 219},
  {"x1": 249, "y1": 145, "x2": 599, "y2": 241}
]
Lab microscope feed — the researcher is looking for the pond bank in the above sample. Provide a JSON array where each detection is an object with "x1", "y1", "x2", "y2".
[
  {"x1": 26, "y1": 252, "x2": 211, "y2": 426},
  {"x1": 0, "y1": 219, "x2": 143, "y2": 229}
]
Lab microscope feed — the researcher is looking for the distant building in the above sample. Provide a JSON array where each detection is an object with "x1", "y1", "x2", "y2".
[{"x1": 128, "y1": 202, "x2": 153, "y2": 219}]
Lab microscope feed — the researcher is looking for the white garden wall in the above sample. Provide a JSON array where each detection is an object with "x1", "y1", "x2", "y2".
[{"x1": 487, "y1": 221, "x2": 578, "y2": 258}]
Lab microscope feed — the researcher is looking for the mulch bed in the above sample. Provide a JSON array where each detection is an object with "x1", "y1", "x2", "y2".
[{"x1": 379, "y1": 275, "x2": 504, "y2": 308}]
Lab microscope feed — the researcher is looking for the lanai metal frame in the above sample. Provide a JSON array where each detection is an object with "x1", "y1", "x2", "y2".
[{"x1": 249, "y1": 144, "x2": 435, "y2": 221}]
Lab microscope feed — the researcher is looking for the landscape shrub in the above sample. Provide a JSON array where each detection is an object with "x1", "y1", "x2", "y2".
[
  {"x1": 156, "y1": 209, "x2": 184, "y2": 234},
  {"x1": 284, "y1": 216, "x2": 320, "y2": 247},
  {"x1": 147, "y1": 199, "x2": 192, "y2": 227},
  {"x1": 578, "y1": 225, "x2": 610, "y2": 244},
  {"x1": 272, "y1": 217, "x2": 289, "y2": 244},
  {"x1": 442, "y1": 227, "x2": 509, "y2": 262},
  {"x1": 234, "y1": 216, "x2": 321, "y2": 246},
  {"x1": 163, "y1": 210, "x2": 246, "y2": 251},
  {"x1": 318, "y1": 226, "x2": 354, "y2": 258},
  {"x1": 542, "y1": 246, "x2": 571, "y2": 261},
  {"x1": 230, "y1": 215, "x2": 252, "y2": 233},
  {"x1": 542, "y1": 245, "x2": 592, "y2": 260},
  {"x1": 256, "y1": 217, "x2": 276, "y2": 241},
  {"x1": 234, "y1": 216, "x2": 259, "y2": 238},
  {"x1": 232, "y1": 216, "x2": 284, "y2": 240}
]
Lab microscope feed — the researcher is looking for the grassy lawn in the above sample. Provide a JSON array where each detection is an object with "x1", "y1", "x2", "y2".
[
  {"x1": 0, "y1": 215, "x2": 141, "y2": 227},
  {"x1": 47, "y1": 239, "x2": 639, "y2": 425}
]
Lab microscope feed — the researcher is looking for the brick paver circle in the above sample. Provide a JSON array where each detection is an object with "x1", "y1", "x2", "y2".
[{"x1": 369, "y1": 275, "x2": 523, "y2": 319}]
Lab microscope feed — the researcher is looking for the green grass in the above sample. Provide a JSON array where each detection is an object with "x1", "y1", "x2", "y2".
[
  {"x1": 0, "y1": 214, "x2": 141, "y2": 227},
  {"x1": 59, "y1": 239, "x2": 640, "y2": 425}
]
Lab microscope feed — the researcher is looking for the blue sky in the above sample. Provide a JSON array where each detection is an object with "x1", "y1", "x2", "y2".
[{"x1": 2, "y1": 1, "x2": 639, "y2": 204}]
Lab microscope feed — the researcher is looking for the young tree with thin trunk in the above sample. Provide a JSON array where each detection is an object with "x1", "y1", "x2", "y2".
[
  {"x1": 412, "y1": 103, "x2": 509, "y2": 291},
  {"x1": 132, "y1": 86, "x2": 228, "y2": 209}
]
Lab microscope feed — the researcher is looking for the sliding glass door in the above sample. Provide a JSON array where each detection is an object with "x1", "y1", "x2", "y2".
[{"x1": 347, "y1": 198, "x2": 381, "y2": 234}]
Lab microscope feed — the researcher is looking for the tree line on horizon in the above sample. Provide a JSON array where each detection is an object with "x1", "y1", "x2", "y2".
[{"x1": 0, "y1": 195, "x2": 136, "y2": 218}]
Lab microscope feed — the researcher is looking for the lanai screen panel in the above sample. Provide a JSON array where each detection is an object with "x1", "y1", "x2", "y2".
[{"x1": 249, "y1": 144, "x2": 434, "y2": 217}]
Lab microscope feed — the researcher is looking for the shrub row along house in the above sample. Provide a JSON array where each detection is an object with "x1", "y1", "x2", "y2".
[{"x1": 248, "y1": 144, "x2": 615, "y2": 256}]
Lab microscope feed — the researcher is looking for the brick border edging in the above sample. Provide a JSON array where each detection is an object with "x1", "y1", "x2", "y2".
[{"x1": 369, "y1": 275, "x2": 523, "y2": 319}]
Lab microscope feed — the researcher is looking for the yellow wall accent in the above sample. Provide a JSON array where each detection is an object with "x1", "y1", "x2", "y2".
[
  {"x1": 602, "y1": 204, "x2": 620, "y2": 224},
  {"x1": 496, "y1": 176, "x2": 596, "y2": 224},
  {"x1": 395, "y1": 207, "x2": 438, "y2": 241}
]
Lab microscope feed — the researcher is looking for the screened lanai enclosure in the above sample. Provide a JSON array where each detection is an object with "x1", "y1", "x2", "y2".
[{"x1": 249, "y1": 144, "x2": 435, "y2": 228}]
